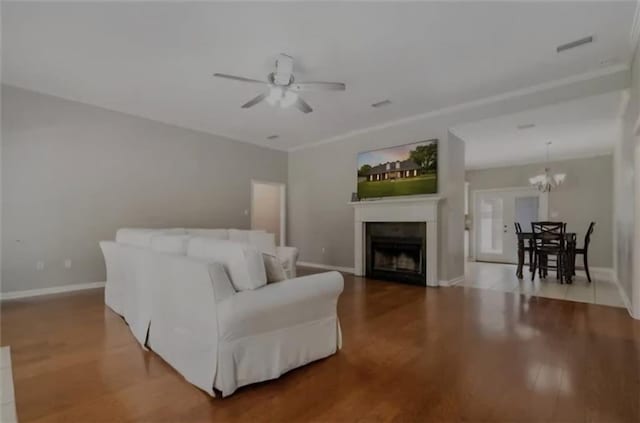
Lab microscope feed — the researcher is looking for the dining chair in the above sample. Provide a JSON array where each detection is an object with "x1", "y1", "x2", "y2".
[
  {"x1": 531, "y1": 221, "x2": 567, "y2": 283},
  {"x1": 574, "y1": 222, "x2": 595, "y2": 283},
  {"x1": 514, "y1": 222, "x2": 533, "y2": 272}
]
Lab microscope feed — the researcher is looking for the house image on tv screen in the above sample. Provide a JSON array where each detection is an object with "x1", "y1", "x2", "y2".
[
  {"x1": 364, "y1": 159, "x2": 421, "y2": 181},
  {"x1": 357, "y1": 139, "x2": 437, "y2": 199}
]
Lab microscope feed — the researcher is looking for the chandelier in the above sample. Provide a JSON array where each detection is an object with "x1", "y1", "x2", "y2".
[{"x1": 529, "y1": 142, "x2": 566, "y2": 192}]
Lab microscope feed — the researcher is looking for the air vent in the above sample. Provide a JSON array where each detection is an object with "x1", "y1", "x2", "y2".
[
  {"x1": 371, "y1": 99, "x2": 392, "y2": 108},
  {"x1": 556, "y1": 36, "x2": 593, "y2": 53},
  {"x1": 266, "y1": 135, "x2": 279, "y2": 140},
  {"x1": 517, "y1": 123, "x2": 536, "y2": 130}
]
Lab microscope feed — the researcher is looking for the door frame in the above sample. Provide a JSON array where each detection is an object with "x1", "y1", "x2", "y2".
[
  {"x1": 250, "y1": 180, "x2": 286, "y2": 247},
  {"x1": 470, "y1": 186, "x2": 549, "y2": 262}
]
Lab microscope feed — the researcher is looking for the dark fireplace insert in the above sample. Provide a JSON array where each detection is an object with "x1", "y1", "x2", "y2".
[{"x1": 365, "y1": 222, "x2": 426, "y2": 286}]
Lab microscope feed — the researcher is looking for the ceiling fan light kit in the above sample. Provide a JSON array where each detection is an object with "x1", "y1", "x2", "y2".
[
  {"x1": 266, "y1": 86, "x2": 299, "y2": 108},
  {"x1": 214, "y1": 53, "x2": 346, "y2": 114}
]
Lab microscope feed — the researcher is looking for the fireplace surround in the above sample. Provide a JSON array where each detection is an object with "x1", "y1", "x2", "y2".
[{"x1": 350, "y1": 196, "x2": 441, "y2": 286}]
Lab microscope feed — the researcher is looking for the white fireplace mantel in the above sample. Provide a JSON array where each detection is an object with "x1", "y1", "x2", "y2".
[{"x1": 349, "y1": 196, "x2": 442, "y2": 286}]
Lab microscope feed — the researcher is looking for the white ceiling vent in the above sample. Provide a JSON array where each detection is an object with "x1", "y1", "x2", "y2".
[
  {"x1": 371, "y1": 99, "x2": 392, "y2": 108},
  {"x1": 517, "y1": 123, "x2": 536, "y2": 130},
  {"x1": 266, "y1": 135, "x2": 279, "y2": 140},
  {"x1": 556, "y1": 36, "x2": 594, "y2": 53}
]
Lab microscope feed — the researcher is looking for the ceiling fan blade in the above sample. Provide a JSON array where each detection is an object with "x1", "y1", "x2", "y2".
[
  {"x1": 213, "y1": 73, "x2": 265, "y2": 85},
  {"x1": 241, "y1": 93, "x2": 267, "y2": 109},
  {"x1": 291, "y1": 81, "x2": 346, "y2": 92},
  {"x1": 294, "y1": 97, "x2": 313, "y2": 114}
]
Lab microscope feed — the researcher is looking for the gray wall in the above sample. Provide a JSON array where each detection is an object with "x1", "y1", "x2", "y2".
[
  {"x1": 466, "y1": 155, "x2": 614, "y2": 268},
  {"x1": 443, "y1": 133, "x2": 466, "y2": 280},
  {"x1": 1, "y1": 85, "x2": 287, "y2": 293},
  {"x1": 617, "y1": 47, "x2": 639, "y2": 316},
  {"x1": 286, "y1": 63, "x2": 628, "y2": 282},
  {"x1": 288, "y1": 124, "x2": 465, "y2": 282}
]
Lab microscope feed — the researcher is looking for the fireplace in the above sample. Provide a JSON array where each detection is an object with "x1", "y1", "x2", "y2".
[{"x1": 366, "y1": 222, "x2": 426, "y2": 285}]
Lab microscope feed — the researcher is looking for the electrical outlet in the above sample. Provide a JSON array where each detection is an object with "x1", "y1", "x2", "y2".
[
  {"x1": 64, "y1": 259, "x2": 72, "y2": 269},
  {"x1": 322, "y1": 247, "x2": 326, "y2": 254},
  {"x1": 243, "y1": 209, "x2": 249, "y2": 216},
  {"x1": 36, "y1": 261, "x2": 45, "y2": 271}
]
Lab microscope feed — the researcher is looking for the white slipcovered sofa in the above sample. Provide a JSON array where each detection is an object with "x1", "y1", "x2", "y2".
[
  {"x1": 99, "y1": 229, "x2": 342, "y2": 397},
  {"x1": 101, "y1": 228, "x2": 299, "y2": 320}
]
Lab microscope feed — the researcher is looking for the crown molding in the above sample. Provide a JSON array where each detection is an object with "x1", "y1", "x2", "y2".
[
  {"x1": 465, "y1": 149, "x2": 614, "y2": 172},
  {"x1": 288, "y1": 64, "x2": 629, "y2": 153},
  {"x1": 1, "y1": 82, "x2": 290, "y2": 153}
]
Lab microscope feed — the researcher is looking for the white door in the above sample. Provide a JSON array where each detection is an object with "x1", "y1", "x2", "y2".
[
  {"x1": 251, "y1": 181, "x2": 286, "y2": 246},
  {"x1": 474, "y1": 188, "x2": 547, "y2": 264}
]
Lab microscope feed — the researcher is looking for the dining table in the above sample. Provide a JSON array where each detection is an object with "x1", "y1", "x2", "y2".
[{"x1": 516, "y1": 232, "x2": 577, "y2": 282}]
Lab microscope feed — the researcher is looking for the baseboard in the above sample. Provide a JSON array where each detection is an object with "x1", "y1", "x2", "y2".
[
  {"x1": 439, "y1": 275, "x2": 465, "y2": 287},
  {"x1": 609, "y1": 273, "x2": 638, "y2": 320},
  {"x1": 573, "y1": 266, "x2": 615, "y2": 281},
  {"x1": 0, "y1": 282, "x2": 105, "y2": 301},
  {"x1": 297, "y1": 261, "x2": 355, "y2": 274}
]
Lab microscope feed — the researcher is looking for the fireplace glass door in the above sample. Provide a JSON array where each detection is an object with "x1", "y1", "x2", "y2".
[{"x1": 365, "y1": 222, "x2": 426, "y2": 285}]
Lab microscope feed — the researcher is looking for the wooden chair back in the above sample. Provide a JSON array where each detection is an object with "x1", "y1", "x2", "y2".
[
  {"x1": 514, "y1": 222, "x2": 523, "y2": 234},
  {"x1": 531, "y1": 221, "x2": 565, "y2": 251},
  {"x1": 583, "y1": 222, "x2": 595, "y2": 250}
]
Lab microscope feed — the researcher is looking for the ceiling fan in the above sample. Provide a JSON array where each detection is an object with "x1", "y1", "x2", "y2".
[{"x1": 213, "y1": 54, "x2": 346, "y2": 114}]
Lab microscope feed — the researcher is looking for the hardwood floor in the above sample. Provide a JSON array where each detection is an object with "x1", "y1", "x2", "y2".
[{"x1": 1, "y1": 268, "x2": 639, "y2": 422}]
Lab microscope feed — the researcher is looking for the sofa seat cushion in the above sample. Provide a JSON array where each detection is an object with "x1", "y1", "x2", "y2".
[{"x1": 187, "y1": 237, "x2": 267, "y2": 291}]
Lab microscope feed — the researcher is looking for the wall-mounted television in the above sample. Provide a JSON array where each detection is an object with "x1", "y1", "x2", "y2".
[{"x1": 357, "y1": 139, "x2": 438, "y2": 199}]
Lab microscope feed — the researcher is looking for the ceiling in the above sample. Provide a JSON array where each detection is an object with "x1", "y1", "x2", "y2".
[
  {"x1": 451, "y1": 90, "x2": 624, "y2": 169},
  {"x1": 2, "y1": 1, "x2": 637, "y2": 151}
]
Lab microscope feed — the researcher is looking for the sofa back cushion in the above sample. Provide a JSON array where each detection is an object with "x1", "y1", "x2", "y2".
[
  {"x1": 116, "y1": 228, "x2": 187, "y2": 247},
  {"x1": 186, "y1": 237, "x2": 267, "y2": 291},
  {"x1": 228, "y1": 229, "x2": 264, "y2": 243},
  {"x1": 116, "y1": 228, "x2": 160, "y2": 248},
  {"x1": 248, "y1": 232, "x2": 277, "y2": 256},
  {"x1": 185, "y1": 229, "x2": 229, "y2": 240},
  {"x1": 228, "y1": 229, "x2": 276, "y2": 255},
  {"x1": 150, "y1": 234, "x2": 191, "y2": 255}
]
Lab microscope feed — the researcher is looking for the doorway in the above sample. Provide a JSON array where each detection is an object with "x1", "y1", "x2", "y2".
[
  {"x1": 251, "y1": 180, "x2": 286, "y2": 246},
  {"x1": 472, "y1": 187, "x2": 548, "y2": 264}
]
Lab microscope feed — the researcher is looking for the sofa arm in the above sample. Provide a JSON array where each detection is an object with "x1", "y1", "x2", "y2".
[
  {"x1": 100, "y1": 241, "x2": 125, "y2": 316},
  {"x1": 217, "y1": 271, "x2": 343, "y2": 341},
  {"x1": 147, "y1": 257, "x2": 234, "y2": 396},
  {"x1": 276, "y1": 246, "x2": 299, "y2": 278}
]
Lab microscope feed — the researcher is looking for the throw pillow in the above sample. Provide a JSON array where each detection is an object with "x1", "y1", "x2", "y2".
[{"x1": 263, "y1": 253, "x2": 287, "y2": 283}]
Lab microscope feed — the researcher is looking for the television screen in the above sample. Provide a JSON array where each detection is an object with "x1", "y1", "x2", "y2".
[{"x1": 357, "y1": 139, "x2": 438, "y2": 199}]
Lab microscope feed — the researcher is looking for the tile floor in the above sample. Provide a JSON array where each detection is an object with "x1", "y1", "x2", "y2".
[
  {"x1": 0, "y1": 347, "x2": 17, "y2": 423},
  {"x1": 461, "y1": 261, "x2": 626, "y2": 308}
]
